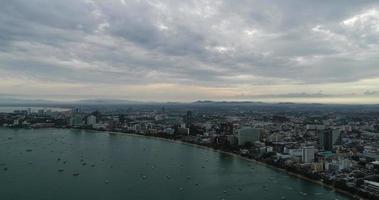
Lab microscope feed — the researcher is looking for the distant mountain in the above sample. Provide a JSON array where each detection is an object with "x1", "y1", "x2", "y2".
[
  {"x1": 0, "y1": 97, "x2": 58, "y2": 105},
  {"x1": 277, "y1": 102, "x2": 296, "y2": 104},
  {"x1": 0, "y1": 97, "x2": 144, "y2": 106},
  {"x1": 73, "y1": 99, "x2": 143, "y2": 105},
  {"x1": 192, "y1": 100, "x2": 265, "y2": 104},
  {"x1": 0, "y1": 97, "x2": 376, "y2": 107},
  {"x1": 192, "y1": 100, "x2": 215, "y2": 104}
]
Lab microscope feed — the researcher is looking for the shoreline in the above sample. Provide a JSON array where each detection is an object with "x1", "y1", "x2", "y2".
[
  {"x1": 104, "y1": 130, "x2": 360, "y2": 200},
  {"x1": 4, "y1": 127, "x2": 362, "y2": 199}
]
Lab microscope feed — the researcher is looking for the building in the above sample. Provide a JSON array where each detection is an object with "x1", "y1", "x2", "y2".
[
  {"x1": 164, "y1": 128, "x2": 175, "y2": 135},
  {"x1": 237, "y1": 127, "x2": 262, "y2": 146},
  {"x1": 332, "y1": 129, "x2": 342, "y2": 146},
  {"x1": 267, "y1": 132, "x2": 283, "y2": 142},
  {"x1": 306, "y1": 124, "x2": 325, "y2": 130},
  {"x1": 86, "y1": 115, "x2": 97, "y2": 127},
  {"x1": 38, "y1": 109, "x2": 45, "y2": 116},
  {"x1": 69, "y1": 114, "x2": 83, "y2": 127},
  {"x1": 369, "y1": 161, "x2": 379, "y2": 173},
  {"x1": 226, "y1": 135, "x2": 238, "y2": 146},
  {"x1": 289, "y1": 149, "x2": 303, "y2": 157},
  {"x1": 338, "y1": 158, "x2": 351, "y2": 170},
  {"x1": 93, "y1": 122, "x2": 108, "y2": 130},
  {"x1": 177, "y1": 127, "x2": 190, "y2": 135},
  {"x1": 364, "y1": 180, "x2": 379, "y2": 193},
  {"x1": 302, "y1": 146, "x2": 315, "y2": 163},
  {"x1": 287, "y1": 148, "x2": 302, "y2": 162},
  {"x1": 220, "y1": 122, "x2": 234, "y2": 135},
  {"x1": 184, "y1": 111, "x2": 193, "y2": 128},
  {"x1": 319, "y1": 129, "x2": 341, "y2": 151},
  {"x1": 319, "y1": 130, "x2": 332, "y2": 151},
  {"x1": 325, "y1": 162, "x2": 339, "y2": 171},
  {"x1": 312, "y1": 162, "x2": 324, "y2": 172},
  {"x1": 45, "y1": 109, "x2": 52, "y2": 116}
]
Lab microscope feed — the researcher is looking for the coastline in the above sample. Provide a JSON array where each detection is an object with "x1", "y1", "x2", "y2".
[
  {"x1": 3, "y1": 127, "x2": 361, "y2": 199},
  {"x1": 104, "y1": 130, "x2": 360, "y2": 200}
]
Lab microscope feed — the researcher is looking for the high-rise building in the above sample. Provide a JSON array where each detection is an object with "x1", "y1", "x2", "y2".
[
  {"x1": 319, "y1": 129, "x2": 341, "y2": 151},
  {"x1": 332, "y1": 130, "x2": 342, "y2": 146},
  {"x1": 319, "y1": 130, "x2": 332, "y2": 151},
  {"x1": 237, "y1": 127, "x2": 262, "y2": 146},
  {"x1": 38, "y1": 109, "x2": 45, "y2": 116},
  {"x1": 184, "y1": 111, "x2": 193, "y2": 128},
  {"x1": 69, "y1": 114, "x2": 83, "y2": 127},
  {"x1": 220, "y1": 122, "x2": 233, "y2": 135},
  {"x1": 92, "y1": 111, "x2": 102, "y2": 122},
  {"x1": 302, "y1": 146, "x2": 315, "y2": 163},
  {"x1": 86, "y1": 115, "x2": 97, "y2": 127}
]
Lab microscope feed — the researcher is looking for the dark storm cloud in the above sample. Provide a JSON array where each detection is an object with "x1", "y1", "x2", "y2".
[{"x1": 1, "y1": 0, "x2": 379, "y2": 91}]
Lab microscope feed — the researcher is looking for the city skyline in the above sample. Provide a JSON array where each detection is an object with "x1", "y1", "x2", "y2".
[{"x1": 1, "y1": 0, "x2": 379, "y2": 103}]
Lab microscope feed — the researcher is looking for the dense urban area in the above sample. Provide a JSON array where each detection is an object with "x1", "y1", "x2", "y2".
[{"x1": 1, "y1": 102, "x2": 379, "y2": 199}]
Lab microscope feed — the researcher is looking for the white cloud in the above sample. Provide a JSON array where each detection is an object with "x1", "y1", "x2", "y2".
[
  {"x1": 0, "y1": 0, "x2": 379, "y2": 102},
  {"x1": 342, "y1": 8, "x2": 379, "y2": 30}
]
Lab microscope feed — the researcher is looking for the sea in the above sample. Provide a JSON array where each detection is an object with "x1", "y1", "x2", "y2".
[{"x1": 0, "y1": 128, "x2": 351, "y2": 200}]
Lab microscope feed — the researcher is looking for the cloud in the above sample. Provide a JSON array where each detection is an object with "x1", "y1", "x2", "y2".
[
  {"x1": 253, "y1": 92, "x2": 332, "y2": 98},
  {"x1": 0, "y1": 0, "x2": 379, "y2": 102},
  {"x1": 364, "y1": 90, "x2": 379, "y2": 96}
]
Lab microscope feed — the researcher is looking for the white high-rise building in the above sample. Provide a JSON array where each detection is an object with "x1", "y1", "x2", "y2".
[
  {"x1": 87, "y1": 115, "x2": 97, "y2": 126},
  {"x1": 302, "y1": 146, "x2": 315, "y2": 163}
]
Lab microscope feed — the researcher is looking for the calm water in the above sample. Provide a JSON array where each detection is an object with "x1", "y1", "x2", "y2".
[{"x1": 0, "y1": 128, "x2": 351, "y2": 200}]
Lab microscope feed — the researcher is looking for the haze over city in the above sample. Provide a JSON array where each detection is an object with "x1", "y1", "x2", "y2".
[{"x1": 1, "y1": 0, "x2": 379, "y2": 103}]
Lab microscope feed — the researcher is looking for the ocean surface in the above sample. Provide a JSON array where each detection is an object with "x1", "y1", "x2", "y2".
[{"x1": 0, "y1": 128, "x2": 351, "y2": 200}]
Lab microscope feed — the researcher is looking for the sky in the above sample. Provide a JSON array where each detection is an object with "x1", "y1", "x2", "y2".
[{"x1": 1, "y1": 0, "x2": 379, "y2": 103}]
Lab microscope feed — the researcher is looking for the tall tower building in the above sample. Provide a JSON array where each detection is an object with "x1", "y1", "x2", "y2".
[
  {"x1": 302, "y1": 146, "x2": 315, "y2": 163},
  {"x1": 332, "y1": 130, "x2": 342, "y2": 146},
  {"x1": 184, "y1": 111, "x2": 193, "y2": 128},
  {"x1": 319, "y1": 129, "x2": 341, "y2": 151},
  {"x1": 319, "y1": 130, "x2": 332, "y2": 151},
  {"x1": 86, "y1": 115, "x2": 97, "y2": 127},
  {"x1": 237, "y1": 127, "x2": 262, "y2": 146}
]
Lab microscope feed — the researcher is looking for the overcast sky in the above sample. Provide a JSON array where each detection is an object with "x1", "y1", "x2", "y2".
[{"x1": 1, "y1": 0, "x2": 379, "y2": 103}]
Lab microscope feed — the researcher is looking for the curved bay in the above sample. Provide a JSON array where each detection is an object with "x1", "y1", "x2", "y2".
[{"x1": 0, "y1": 128, "x2": 350, "y2": 200}]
